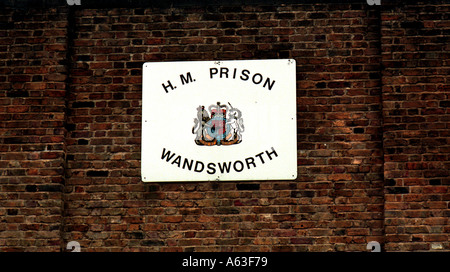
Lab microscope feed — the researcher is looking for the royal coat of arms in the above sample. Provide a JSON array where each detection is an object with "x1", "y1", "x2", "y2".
[{"x1": 192, "y1": 102, "x2": 244, "y2": 146}]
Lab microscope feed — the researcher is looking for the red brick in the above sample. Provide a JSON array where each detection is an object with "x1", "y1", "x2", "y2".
[
  {"x1": 6, "y1": 106, "x2": 29, "y2": 113},
  {"x1": 329, "y1": 174, "x2": 353, "y2": 181},
  {"x1": 9, "y1": 75, "x2": 31, "y2": 82},
  {"x1": 161, "y1": 216, "x2": 183, "y2": 223},
  {"x1": 1, "y1": 1, "x2": 448, "y2": 253}
]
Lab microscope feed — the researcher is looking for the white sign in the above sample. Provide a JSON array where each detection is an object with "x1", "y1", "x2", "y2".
[{"x1": 141, "y1": 59, "x2": 297, "y2": 182}]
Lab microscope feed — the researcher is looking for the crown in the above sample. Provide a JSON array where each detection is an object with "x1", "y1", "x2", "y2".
[{"x1": 209, "y1": 102, "x2": 228, "y2": 115}]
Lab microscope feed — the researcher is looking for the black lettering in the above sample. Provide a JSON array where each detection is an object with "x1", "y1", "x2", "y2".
[
  {"x1": 252, "y1": 73, "x2": 263, "y2": 84},
  {"x1": 182, "y1": 158, "x2": 193, "y2": 170},
  {"x1": 266, "y1": 147, "x2": 278, "y2": 160},
  {"x1": 255, "y1": 152, "x2": 265, "y2": 164},
  {"x1": 172, "y1": 155, "x2": 181, "y2": 167},
  {"x1": 245, "y1": 157, "x2": 256, "y2": 169},
  {"x1": 210, "y1": 68, "x2": 218, "y2": 78},
  {"x1": 161, "y1": 148, "x2": 176, "y2": 162},
  {"x1": 162, "y1": 80, "x2": 175, "y2": 93},
  {"x1": 233, "y1": 160, "x2": 244, "y2": 172},
  {"x1": 180, "y1": 72, "x2": 194, "y2": 85},
  {"x1": 232, "y1": 68, "x2": 237, "y2": 79},
  {"x1": 218, "y1": 161, "x2": 232, "y2": 173},
  {"x1": 194, "y1": 161, "x2": 204, "y2": 172},
  {"x1": 263, "y1": 77, "x2": 275, "y2": 90},
  {"x1": 207, "y1": 163, "x2": 216, "y2": 175},
  {"x1": 220, "y1": 67, "x2": 229, "y2": 78},
  {"x1": 240, "y1": 69, "x2": 250, "y2": 81}
]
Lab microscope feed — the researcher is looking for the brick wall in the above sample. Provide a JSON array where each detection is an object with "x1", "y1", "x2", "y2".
[
  {"x1": 0, "y1": 0, "x2": 448, "y2": 252},
  {"x1": 381, "y1": 2, "x2": 450, "y2": 251},
  {"x1": 0, "y1": 7, "x2": 68, "y2": 251}
]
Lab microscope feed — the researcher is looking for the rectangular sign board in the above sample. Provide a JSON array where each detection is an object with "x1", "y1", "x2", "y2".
[{"x1": 142, "y1": 59, "x2": 297, "y2": 182}]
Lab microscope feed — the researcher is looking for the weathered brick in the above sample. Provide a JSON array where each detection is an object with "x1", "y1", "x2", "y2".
[
  {"x1": 381, "y1": 1, "x2": 449, "y2": 252},
  {"x1": 0, "y1": 4, "x2": 69, "y2": 251},
  {"x1": 1, "y1": 0, "x2": 448, "y2": 253}
]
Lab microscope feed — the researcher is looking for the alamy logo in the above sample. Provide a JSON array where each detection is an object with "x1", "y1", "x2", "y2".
[
  {"x1": 67, "y1": 241, "x2": 81, "y2": 252},
  {"x1": 367, "y1": 0, "x2": 381, "y2": 5},
  {"x1": 66, "y1": 0, "x2": 81, "y2": 5},
  {"x1": 192, "y1": 102, "x2": 244, "y2": 146},
  {"x1": 367, "y1": 241, "x2": 381, "y2": 252}
]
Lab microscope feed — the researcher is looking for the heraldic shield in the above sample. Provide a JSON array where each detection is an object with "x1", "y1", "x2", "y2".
[{"x1": 192, "y1": 102, "x2": 244, "y2": 146}]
